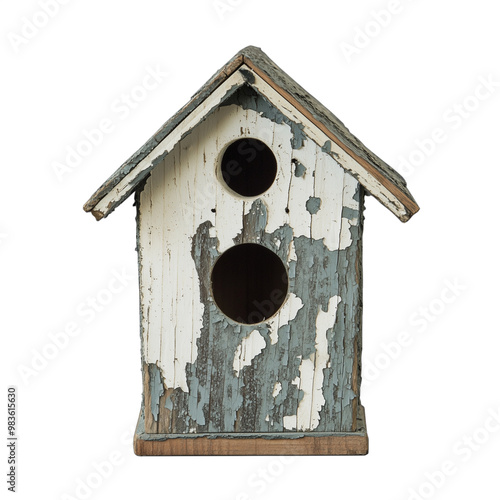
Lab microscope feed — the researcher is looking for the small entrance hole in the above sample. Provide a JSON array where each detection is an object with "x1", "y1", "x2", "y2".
[
  {"x1": 220, "y1": 139, "x2": 277, "y2": 197},
  {"x1": 211, "y1": 244, "x2": 288, "y2": 324}
]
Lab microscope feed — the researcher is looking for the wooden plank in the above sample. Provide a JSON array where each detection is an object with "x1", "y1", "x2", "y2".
[
  {"x1": 142, "y1": 362, "x2": 157, "y2": 434},
  {"x1": 134, "y1": 406, "x2": 368, "y2": 456},
  {"x1": 135, "y1": 433, "x2": 368, "y2": 456}
]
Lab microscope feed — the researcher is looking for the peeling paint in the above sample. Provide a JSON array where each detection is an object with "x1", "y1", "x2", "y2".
[
  {"x1": 306, "y1": 196, "x2": 321, "y2": 215},
  {"x1": 221, "y1": 85, "x2": 306, "y2": 149},
  {"x1": 297, "y1": 295, "x2": 341, "y2": 431},
  {"x1": 293, "y1": 159, "x2": 307, "y2": 178},
  {"x1": 164, "y1": 394, "x2": 173, "y2": 411},
  {"x1": 267, "y1": 292, "x2": 303, "y2": 345},
  {"x1": 342, "y1": 206, "x2": 359, "y2": 220},
  {"x1": 283, "y1": 415, "x2": 297, "y2": 430},
  {"x1": 296, "y1": 355, "x2": 315, "y2": 430},
  {"x1": 233, "y1": 330, "x2": 267, "y2": 376},
  {"x1": 272, "y1": 382, "x2": 282, "y2": 398},
  {"x1": 137, "y1": 96, "x2": 364, "y2": 434},
  {"x1": 320, "y1": 140, "x2": 340, "y2": 161},
  {"x1": 135, "y1": 403, "x2": 367, "y2": 442},
  {"x1": 321, "y1": 140, "x2": 332, "y2": 154},
  {"x1": 148, "y1": 363, "x2": 165, "y2": 422},
  {"x1": 238, "y1": 68, "x2": 256, "y2": 84}
]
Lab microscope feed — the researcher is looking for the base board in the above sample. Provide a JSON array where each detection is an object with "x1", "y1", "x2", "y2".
[{"x1": 134, "y1": 406, "x2": 368, "y2": 456}]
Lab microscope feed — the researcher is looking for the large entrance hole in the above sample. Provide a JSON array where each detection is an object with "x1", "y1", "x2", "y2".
[
  {"x1": 211, "y1": 244, "x2": 288, "y2": 324},
  {"x1": 220, "y1": 139, "x2": 277, "y2": 197}
]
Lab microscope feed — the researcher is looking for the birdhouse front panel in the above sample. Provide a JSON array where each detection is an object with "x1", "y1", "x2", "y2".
[{"x1": 136, "y1": 86, "x2": 364, "y2": 437}]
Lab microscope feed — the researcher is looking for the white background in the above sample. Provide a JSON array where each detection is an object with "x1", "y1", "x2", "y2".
[{"x1": 2, "y1": 1, "x2": 499, "y2": 499}]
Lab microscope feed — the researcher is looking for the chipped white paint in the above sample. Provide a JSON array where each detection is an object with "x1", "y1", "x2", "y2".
[
  {"x1": 233, "y1": 329, "x2": 266, "y2": 377},
  {"x1": 281, "y1": 139, "x2": 315, "y2": 238},
  {"x1": 99, "y1": 63, "x2": 410, "y2": 221},
  {"x1": 311, "y1": 149, "x2": 345, "y2": 251},
  {"x1": 339, "y1": 218, "x2": 355, "y2": 251},
  {"x1": 296, "y1": 296, "x2": 341, "y2": 431},
  {"x1": 267, "y1": 292, "x2": 304, "y2": 345},
  {"x1": 138, "y1": 89, "x2": 361, "y2": 398},
  {"x1": 260, "y1": 126, "x2": 353, "y2": 252},
  {"x1": 311, "y1": 296, "x2": 341, "y2": 428},
  {"x1": 138, "y1": 134, "x2": 208, "y2": 391},
  {"x1": 283, "y1": 415, "x2": 297, "y2": 430},
  {"x1": 343, "y1": 178, "x2": 362, "y2": 211},
  {"x1": 339, "y1": 175, "x2": 361, "y2": 251},
  {"x1": 296, "y1": 355, "x2": 315, "y2": 431},
  {"x1": 272, "y1": 382, "x2": 282, "y2": 398}
]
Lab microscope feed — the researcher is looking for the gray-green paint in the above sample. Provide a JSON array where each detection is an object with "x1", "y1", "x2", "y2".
[
  {"x1": 135, "y1": 393, "x2": 367, "y2": 441},
  {"x1": 148, "y1": 363, "x2": 164, "y2": 422},
  {"x1": 164, "y1": 395, "x2": 173, "y2": 411},
  {"x1": 342, "y1": 206, "x2": 359, "y2": 220},
  {"x1": 238, "y1": 68, "x2": 256, "y2": 84},
  {"x1": 321, "y1": 140, "x2": 332, "y2": 154},
  {"x1": 293, "y1": 159, "x2": 306, "y2": 178},
  {"x1": 305, "y1": 196, "x2": 321, "y2": 215},
  {"x1": 221, "y1": 85, "x2": 306, "y2": 149}
]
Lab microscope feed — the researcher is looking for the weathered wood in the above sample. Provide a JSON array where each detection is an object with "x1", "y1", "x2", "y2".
[
  {"x1": 134, "y1": 406, "x2": 368, "y2": 456},
  {"x1": 138, "y1": 89, "x2": 363, "y2": 435},
  {"x1": 83, "y1": 46, "x2": 419, "y2": 222},
  {"x1": 135, "y1": 433, "x2": 368, "y2": 456},
  {"x1": 142, "y1": 362, "x2": 156, "y2": 433}
]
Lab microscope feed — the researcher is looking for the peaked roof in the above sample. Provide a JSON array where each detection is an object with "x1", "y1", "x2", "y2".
[{"x1": 84, "y1": 46, "x2": 419, "y2": 222}]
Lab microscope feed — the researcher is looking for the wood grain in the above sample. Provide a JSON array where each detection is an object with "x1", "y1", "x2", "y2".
[
  {"x1": 134, "y1": 433, "x2": 368, "y2": 456},
  {"x1": 138, "y1": 100, "x2": 363, "y2": 434},
  {"x1": 134, "y1": 406, "x2": 368, "y2": 456}
]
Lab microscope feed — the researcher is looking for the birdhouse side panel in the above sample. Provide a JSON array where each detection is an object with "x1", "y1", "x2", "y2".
[{"x1": 136, "y1": 94, "x2": 363, "y2": 435}]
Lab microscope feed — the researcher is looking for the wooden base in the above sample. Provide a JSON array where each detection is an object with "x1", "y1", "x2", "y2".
[{"x1": 134, "y1": 406, "x2": 368, "y2": 456}]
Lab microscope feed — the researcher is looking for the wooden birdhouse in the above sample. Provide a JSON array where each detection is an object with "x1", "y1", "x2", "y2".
[{"x1": 84, "y1": 46, "x2": 419, "y2": 456}]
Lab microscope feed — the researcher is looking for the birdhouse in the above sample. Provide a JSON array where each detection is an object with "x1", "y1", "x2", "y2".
[{"x1": 84, "y1": 46, "x2": 419, "y2": 456}]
